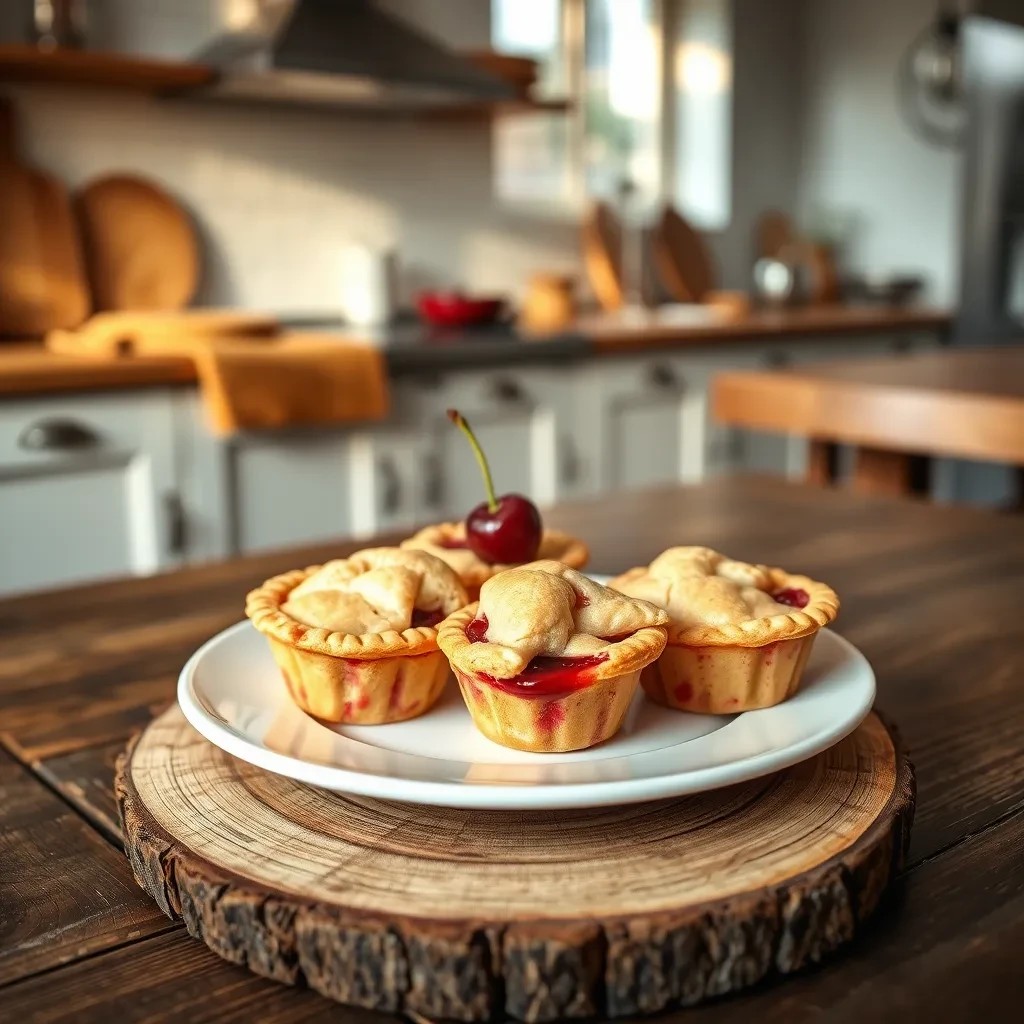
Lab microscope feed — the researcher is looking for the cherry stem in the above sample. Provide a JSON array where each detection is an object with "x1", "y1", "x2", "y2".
[{"x1": 447, "y1": 408, "x2": 499, "y2": 513}]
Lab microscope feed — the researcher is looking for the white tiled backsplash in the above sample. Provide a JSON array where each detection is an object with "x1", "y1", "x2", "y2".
[
  {"x1": 2, "y1": 0, "x2": 581, "y2": 314},
  {"x1": 8, "y1": 85, "x2": 580, "y2": 313}
]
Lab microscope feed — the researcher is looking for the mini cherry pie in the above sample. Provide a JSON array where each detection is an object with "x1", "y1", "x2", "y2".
[
  {"x1": 401, "y1": 522, "x2": 589, "y2": 600},
  {"x1": 610, "y1": 546, "x2": 839, "y2": 713},
  {"x1": 246, "y1": 547, "x2": 468, "y2": 724},
  {"x1": 438, "y1": 560, "x2": 668, "y2": 752}
]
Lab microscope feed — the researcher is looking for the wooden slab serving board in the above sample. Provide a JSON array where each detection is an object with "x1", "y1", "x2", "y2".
[{"x1": 116, "y1": 707, "x2": 914, "y2": 1022}]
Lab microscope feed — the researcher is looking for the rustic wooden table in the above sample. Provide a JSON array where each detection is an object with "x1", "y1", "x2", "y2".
[
  {"x1": 2, "y1": 477, "x2": 1023, "y2": 1022},
  {"x1": 713, "y1": 346, "x2": 1024, "y2": 497}
]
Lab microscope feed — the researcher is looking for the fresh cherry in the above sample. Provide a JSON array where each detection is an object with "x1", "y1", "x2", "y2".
[{"x1": 447, "y1": 409, "x2": 542, "y2": 564}]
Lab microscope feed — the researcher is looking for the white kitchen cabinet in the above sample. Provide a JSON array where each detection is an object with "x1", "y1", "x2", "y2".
[
  {"x1": 402, "y1": 366, "x2": 591, "y2": 518},
  {"x1": 227, "y1": 433, "x2": 354, "y2": 554},
  {"x1": 584, "y1": 349, "x2": 762, "y2": 492},
  {"x1": 173, "y1": 392, "x2": 356, "y2": 557},
  {"x1": 0, "y1": 391, "x2": 179, "y2": 595},
  {"x1": 348, "y1": 426, "x2": 445, "y2": 537},
  {"x1": 0, "y1": 329, "x2": 948, "y2": 596},
  {"x1": 586, "y1": 357, "x2": 691, "y2": 490}
]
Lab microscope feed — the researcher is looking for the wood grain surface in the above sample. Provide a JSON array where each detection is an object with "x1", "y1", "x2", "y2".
[
  {"x1": 650, "y1": 204, "x2": 716, "y2": 303},
  {"x1": 581, "y1": 201, "x2": 624, "y2": 311},
  {"x1": 0, "y1": 748, "x2": 170, "y2": 985},
  {"x1": 0, "y1": 44, "x2": 215, "y2": 92},
  {"x1": 0, "y1": 929, "x2": 370, "y2": 1024},
  {"x1": 576, "y1": 304, "x2": 949, "y2": 351},
  {"x1": 0, "y1": 99, "x2": 89, "y2": 335},
  {"x1": 754, "y1": 210, "x2": 796, "y2": 260},
  {"x1": 1, "y1": 478, "x2": 1023, "y2": 1020},
  {"x1": 76, "y1": 174, "x2": 200, "y2": 312},
  {"x1": 0, "y1": 308, "x2": 948, "y2": 399},
  {"x1": 0, "y1": 341, "x2": 196, "y2": 396},
  {"x1": 115, "y1": 708, "x2": 912, "y2": 1020},
  {"x1": 34, "y1": 740, "x2": 127, "y2": 843},
  {"x1": 713, "y1": 346, "x2": 1024, "y2": 467}
]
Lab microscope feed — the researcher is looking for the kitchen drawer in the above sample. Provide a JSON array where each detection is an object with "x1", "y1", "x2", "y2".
[
  {"x1": 407, "y1": 366, "x2": 585, "y2": 514},
  {"x1": 0, "y1": 392, "x2": 179, "y2": 595},
  {"x1": 0, "y1": 393, "x2": 167, "y2": 469}
]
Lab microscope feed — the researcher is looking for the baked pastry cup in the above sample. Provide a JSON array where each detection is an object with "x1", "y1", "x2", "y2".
[
  {"x1": 246, "y1": 547, "x2": 468, "y2": 725},
  {"x1": 438, "y1": 561, "x2": 668, "y2": 752},
  {"x1": 400, "y1": 522, "x2": 589, "y2": 600},
  {"x1": 611, "y1": 547, "x2": 839, "y2": 714}
]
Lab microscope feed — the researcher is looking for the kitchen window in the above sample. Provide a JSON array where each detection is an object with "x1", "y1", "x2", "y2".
[{"x1": 491, "y1": 0, "x2": 732, "y2": 229}]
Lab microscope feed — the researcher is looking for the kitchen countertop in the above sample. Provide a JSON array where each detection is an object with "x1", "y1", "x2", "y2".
[
  {"x1": 0, "y1": 342, "x2": 198, "y2": 397},
  {"x1": 0, "y1": 477, "x2": 1021, "y2": 1019},
  {"x1": 0, "y1": 305, "x2": 951, "y2": 398},
  {"x1": 577, "y1": 302, "x2": 951, "y2": 350}
]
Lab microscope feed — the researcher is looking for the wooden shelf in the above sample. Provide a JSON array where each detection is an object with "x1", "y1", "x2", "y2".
[
  {"x1": 0, "y1": 44, "x2": 567, "y2": 118},
  {"x1": 424, "y1": 97, "x2": 570, "y2": 120},
  {"x1": 0, "y1": 45, "x2": 215, "y2": 94}
]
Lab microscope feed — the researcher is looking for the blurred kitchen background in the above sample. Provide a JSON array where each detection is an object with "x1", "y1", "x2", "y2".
[{"x1": 1, "y1": 0, "x2": 1021, "y2": 595}]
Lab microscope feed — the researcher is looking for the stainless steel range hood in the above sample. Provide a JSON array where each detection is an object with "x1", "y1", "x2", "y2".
[{"x1": 194, "y1": 0, "x2": 515, "y2": 109}]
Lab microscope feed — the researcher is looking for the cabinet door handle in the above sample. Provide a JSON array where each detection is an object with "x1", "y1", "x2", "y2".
[
  {"x1": 164, "y1": 491, "x2": 187, "y2": 556},
  {"x1": 423, "y1": 451, "x2": 444, "y2": 508},
  {"x1": 560, "y1": 433, "x2": 581, "y2": 485},
  {"x1": 490, "y1": 376, "x2": 528, "y2": 403},
  {"x1": 378, "y1": 456, "x2": 402, "y2": 516},
  {"x1": 648, "y1": 363, "x2": 682, "y2": 391},
  {"x1": 18, "y1": 417, "x2": 99, "y2": 452}
]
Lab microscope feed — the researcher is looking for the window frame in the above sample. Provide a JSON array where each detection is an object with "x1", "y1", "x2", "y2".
[{"x1": 492, "y1": 0, "x2": 731, "y2": 230}]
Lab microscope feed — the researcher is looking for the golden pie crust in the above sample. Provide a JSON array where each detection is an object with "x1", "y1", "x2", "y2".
[
  {"x1": 246, "y1": 548, "x2": 468, "y2": 725},
  {"x1": 400, "y1": 522, "x2": 589, "y2": 599},
  {"x1": 611, "y1": 548, "x2": 839, "y2": 714},
  {"x1": 438, "y1": 564, "x2": 667, "y2": 753}
]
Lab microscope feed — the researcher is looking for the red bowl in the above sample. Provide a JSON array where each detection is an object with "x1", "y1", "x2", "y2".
[{"x1": 417, "y1": 292, "x2": 506, "y2": 328}]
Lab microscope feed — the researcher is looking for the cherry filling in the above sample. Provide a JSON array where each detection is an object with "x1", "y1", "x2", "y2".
[
  {"x1": 478, "y1": 653, "x2": 608, "y2": 698},
  {"x1": 773, "y1": 587, "x2": 810, "y2": 609},
  {"x1": 411, "y1": 608, "x2": 445, "y2": 628},
  {"x1": 436, "y1": 536, "x2": 471, "y2": 550},
  {"x1": 466, "y1": 613, "x2": 490, "y2": 643}
]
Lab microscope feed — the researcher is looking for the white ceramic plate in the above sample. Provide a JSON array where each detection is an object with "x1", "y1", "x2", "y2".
[{"x1": 178, "y1": 590, "x2": 875, "y2": 810}]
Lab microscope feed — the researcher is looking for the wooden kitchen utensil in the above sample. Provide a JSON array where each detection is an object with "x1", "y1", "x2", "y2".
[
  {"x1": 76, "y1": 173, "x2": 200, "y2": 311},
  {"x1": 755, "y1": 208, "x2": 797, "y2": 259},
  {"x1": 0, "y1": 98, "x2": 89, "y2": 336},
  {"x1": 47, "y1": 309, "x2": 280, "y2": 354},
  {"x1": 118, "y1": 706, "x2": 913, "y2": 1021},
  {"x1": 798, "y1": 239, "x2": 841, "y2": 303},
  {"x1": 650, "y1": 203, "x2": 716, "y2": 303},
  {"x1": 520, "y1": 272, "x2": 577, "y2": 332},
  {"x1": 581, "y1": 200, "x2": 624, "y2": 311}
]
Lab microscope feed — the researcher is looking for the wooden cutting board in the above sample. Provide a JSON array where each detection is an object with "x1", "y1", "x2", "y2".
[
  {"x1": 755, "y1": 208, "x2": 797, "y2": 259},
  {"x1": 650, "y1": 204, "x2": 716, "y2": 303},
  {"x1": 118, "y1": 706, "x2": 914, "y2": 1021},
  {"x1": 0, "y1": 99, "x2": 90, "y2": 336},
  {"x1": 76, "y1": 173, "x2": 200, "y2": 311},
  {"x1": 45, "y1": 309, "x2": 282, "y2": 360},
  {"x1": 581, "y1": 200, "x2": 625, "y2": 311}
]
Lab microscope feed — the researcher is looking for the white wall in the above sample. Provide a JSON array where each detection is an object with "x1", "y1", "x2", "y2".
[
  {"x1": 710, "y1": 0, "x2": 805, "y2": 289},
  {"x1": 7, "y1": 85, "x2": 579, "y2": 313},
  {"x1": 3, "y1": 0, "x2": 579, "y2": 314},
  {"x1": 796, "y1": 0, "x2": 963, "y2": 304},
  {"x1": 2, "y1": 0, "x2": 966, "y2": 312}
]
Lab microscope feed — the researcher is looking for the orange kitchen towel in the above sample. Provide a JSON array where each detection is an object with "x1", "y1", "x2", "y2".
[{"x1": 46, "y1": 316, "x2": 389, "y2": 434}]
